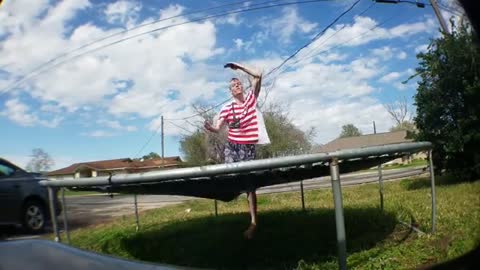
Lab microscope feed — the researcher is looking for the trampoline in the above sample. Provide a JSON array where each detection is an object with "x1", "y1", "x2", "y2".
[{"x1": 38, "y1": 141, "x2": 436, "y2": 270}]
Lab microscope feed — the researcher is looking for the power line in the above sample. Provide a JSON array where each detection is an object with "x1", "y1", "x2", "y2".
[
  {"x1": 166, "y1": 120, "x2": 196, "y2": 136},
  {"x1": 164, "y1": 97, "x2": 232, "y2": 121},
  {"x1": 0, "y1": 0, "x2": 333, "y2": 97},
  {"x1": 260, "y1": 10, "x2": 399, "y2": 106},
  {"x1": 264, "y1": 0, "x2": 362, "y2": 78},
  {"x1": 259, "y1": 0, "x2": 366, "y2": 104},
  {"x1": 131, "y1": 1, "x2": 402, "y2": 153},
  {"x1": 292, "y1": 13, "x2": 399, "y2": 67},
  {"x1": 287, "y1": 1, "x2": 376, "y2": 67},
  {"x1": 165, "y1": 0, "x2": 362, "y2": 122},
  {"x1": 1, "y1": 0, "x2": 275, "y2": 95},
  {"x1": 435, "y1": 2, "x2": 464, "y2": 17},
  {"x1": 131, "y1": 126, "x2": 161, "y2": 159}
]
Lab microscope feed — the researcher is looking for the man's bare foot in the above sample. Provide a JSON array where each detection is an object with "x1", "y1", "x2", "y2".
[{"x1": 243, "y1": 223, "x2": 256, "y2": 240}]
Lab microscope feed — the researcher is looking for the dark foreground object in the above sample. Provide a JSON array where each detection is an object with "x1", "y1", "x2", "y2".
[{"x1": 0, "y1": 239, "x2": 194, "y2": 270}]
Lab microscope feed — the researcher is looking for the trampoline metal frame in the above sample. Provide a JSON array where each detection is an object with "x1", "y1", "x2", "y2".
[{"x1": 42, "y1": 142, "x2": 435, "y2": 270}]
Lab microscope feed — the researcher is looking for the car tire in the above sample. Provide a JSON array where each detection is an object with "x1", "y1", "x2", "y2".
[{"x1": 22, "y1": 199, "x2": 47, "y2": 233}]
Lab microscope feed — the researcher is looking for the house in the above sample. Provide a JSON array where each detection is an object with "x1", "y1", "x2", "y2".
[
  {"x1": 312, "y1": 130, "x2": 426, "y2": 164},
  {"x1": 48, "y1": 156, "x2": 183, "y2": 180}
]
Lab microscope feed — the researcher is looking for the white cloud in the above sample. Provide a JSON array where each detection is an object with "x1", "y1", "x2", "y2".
[
  {"x1": 234, "y1": 38, "x2": 245, "y2": 50},
  {"x1": 379, "y1": 68, "x2": 415, "y2": 90},
  {"x1": 372, "y1": 47, "x2": 407, "y2": 60},
  {"x1": 158, "y1": 4, "x2": 184, "y2": 20},
  {"x1": 380, "y1": 72, "x2": 401, "y2": 83},
  {"x1": 317, "y1": 52, "x2": 347, "y2": 64},
  {"x1": 269, "y1": 7, "x2": 317, "y2": 43},
  {"x1": 371, "y1": 47, "x2": 394, "y2": 60},
  {"x1": 104, "y1": 0, "x2": 142, "y2": 26},
  {"x1": 415, "y1": 44, "x2": 429, "y2": 53},
  {"x1": 83, "y1": 130, "x2": 117, "y2": 137},
  {"x1": 0, "y1": 0, "x2": 91, "y2": 75},
  {"x1": 1, "y1": 98, "x2": 62, "y2": 127},
  {"x1": 1, "y1": 98, "x2": 37, "y2": 126},
  {"x1": 302, "y1": 16, "x2": 437, "y2": 58},
  {"x1": 266, "y1": 56, "x2": 381, "y2": 106},
  {"x1": 40, "y1": 104, "x2": 63, "y2": 113},
  {"x1": 216, "y1": 13, "x2": 243, "y2": 26},
  {"x1": 1, "y1": 1, "x2": 225, "y2": 124},
  {"x1": 97, "y1": 119, "x2": 137, "y2": 132},
  {"x1": 0, "y1": 1, "x2": 435, "y2": 143},
  {"x1": 397, "y1": 51, "x2": 407, "y2": 59},
  {"x1": 389, "y1": 18, "x2": 437, "y2": 37},
  {"x1": 0, "y1": 0, "x2": 49, "y2": 36},
  {"x1": 289, "y1": 97, "x2": 394, "y2": 144}
]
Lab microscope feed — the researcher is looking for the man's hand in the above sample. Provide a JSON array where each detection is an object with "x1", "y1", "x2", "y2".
[
  {"x1": 204, "y1": 121, "x2": 216, "y2": 133},
  {"x1": 224, "y1": 62, "x2": 240, "y2": 70}
]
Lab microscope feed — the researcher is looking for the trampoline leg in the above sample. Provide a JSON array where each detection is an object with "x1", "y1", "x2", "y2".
[
  {"x1": 214, "y1": 200, "x2": 218, "y2": 217},
  {"x1": 48, "y1": 187, "x2": 61, "y2": 243},
  {"x1": 61, "y1": 188, "x2": 71, "y2": 244},
  {"x1": 134, "y1": 194, "x2": 140, "y2": 232},
  {"x1": 429, "y1": 150, "x2": 436, "y2": 233},
  {"x1": 378, "y1": 164, "x2": 384, "y2": 211},
  {"x1": 300, "y1": 180, "x2": 305, "y2": 211},
  {"x1": 330, "y1": 159, "x2": 347, "y2": 270}
]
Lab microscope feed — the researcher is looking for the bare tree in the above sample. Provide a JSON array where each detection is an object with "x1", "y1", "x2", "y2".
[
  {"x1": 384, "y1": 97, "x2": 410, "y2": 125},
  {"x1": 384, "y1": 97, "x2": 416, "y2": 132},
  {"x1": 190, "y1": 103, "x2": 228, "y2": 164},
  {"x1": 26, "y1": 148, "x2": 54, "y2": 172}
]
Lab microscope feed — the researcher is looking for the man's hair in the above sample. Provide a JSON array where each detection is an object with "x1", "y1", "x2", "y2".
[{"x1": 229, "y1": 77, "x2": 241, "y2": 89}]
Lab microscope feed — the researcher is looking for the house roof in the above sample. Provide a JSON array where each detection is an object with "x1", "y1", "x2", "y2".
[
  {"x1": 48, "y1": 156, "x2": 183, "y2": 176},
  {"x1": 313, "y1": 130, "x2": 412, "y2": 153}
]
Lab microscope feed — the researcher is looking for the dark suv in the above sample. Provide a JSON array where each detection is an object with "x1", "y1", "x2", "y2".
[{"x1": 0, "y1": 158, "x2": 61, "y2": 233}]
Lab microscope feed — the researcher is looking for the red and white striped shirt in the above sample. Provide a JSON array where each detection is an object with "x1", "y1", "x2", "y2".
[{"x1": 218, "y1": 90, "x2": 259, "y2": 144}]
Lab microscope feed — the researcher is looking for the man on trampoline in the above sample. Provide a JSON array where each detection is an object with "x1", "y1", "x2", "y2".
[{"x1": 204, "y1": 62, "x2": 265, "y2": 239}]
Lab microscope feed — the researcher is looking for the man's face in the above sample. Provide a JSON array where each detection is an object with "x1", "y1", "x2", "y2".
[{"x1": 230, "y1": 79, "x2": 243, "y2": 97}]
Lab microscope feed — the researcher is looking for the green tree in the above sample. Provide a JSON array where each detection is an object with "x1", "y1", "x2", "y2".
[
  {"x1": 179, "y1": 130, "x2": 209, "y2": 166},
  {"x1": 179, "y1": 104, "x2": 227, "y2": 166},
  {"x1": 339, "y1": 124, "x2": 362, "y2": 138},
  {"x1": 26, "y1": 148, "x2": 54, "y2": 172},
  {"x1": 256, "y1": 103, "x2": 315, "y2": 158},
  {"x1": 414, "y1": 23, "x2": 480, "y2": 180},
  {"x1": 141, "y1": 152, "x2": 161, "y2": 160},
  {"x1": 390, "y1": 121, "x2": 416, "y2": 132}
]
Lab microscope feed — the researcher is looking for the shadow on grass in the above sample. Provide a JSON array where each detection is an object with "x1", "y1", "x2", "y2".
[
  {"x1": 117, "y1": 207, "x2": 397, "y2": 269},
  {"x1": 400, "y1": 175, "x2": 466, "y2": 191}
]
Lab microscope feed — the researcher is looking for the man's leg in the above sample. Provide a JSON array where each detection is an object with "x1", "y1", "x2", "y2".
[
  {"x1": 244, "y1": 191, "x2": 257, "y2": 239},
  {"x1": 247, "y1": 191, "x2": 257, "y2": 224}
]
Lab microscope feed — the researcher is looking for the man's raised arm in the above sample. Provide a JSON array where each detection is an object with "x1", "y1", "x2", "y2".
[{"x1": 225, "y1": 62, "x2": 263, "y2": 98}]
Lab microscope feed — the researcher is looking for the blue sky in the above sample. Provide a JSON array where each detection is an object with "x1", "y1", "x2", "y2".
[{"x1": 0, "y1": 0, "x2": 462, "y2": 170}]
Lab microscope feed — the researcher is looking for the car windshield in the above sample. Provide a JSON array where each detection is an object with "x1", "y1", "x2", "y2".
[
  {"x1": 0, "y1": 159, "x2": 24, "y2": 177},
  {"x1": 0, "y1": 163, "x2": 15, "y2": 177}
]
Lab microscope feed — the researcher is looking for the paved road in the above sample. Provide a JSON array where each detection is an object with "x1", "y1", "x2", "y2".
[{"x1": 2, "y1": 166, "x2": 428, "y2": 240}]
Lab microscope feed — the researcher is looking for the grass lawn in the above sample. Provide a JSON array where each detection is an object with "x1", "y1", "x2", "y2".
[
  {"x1": 55, "y1": 176, "x2": 480, "y2": 269},
  {"x1": 358, "y1": 159, "x2": 428, "y2": 173},
  {"x1": 381, "y1": 159, "x2": 428, "y2": 170},
  {"x1": 61, "y1": 189, "x2": 103, "y2": 197}
]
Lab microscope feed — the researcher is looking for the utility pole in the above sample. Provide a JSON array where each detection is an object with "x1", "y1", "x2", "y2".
[
  {"x1": 374, "y1": 0, "x2": 450, "y2": 34},
  {"x1": 373, "y1": 120, "x2": 384, "y2": 211},
  {"x1": 161, "y1": 115, "x2": 165, "y2": 168},
  {"x1": 430, "y1": 0, "x2": 450, "y2": 34}
]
